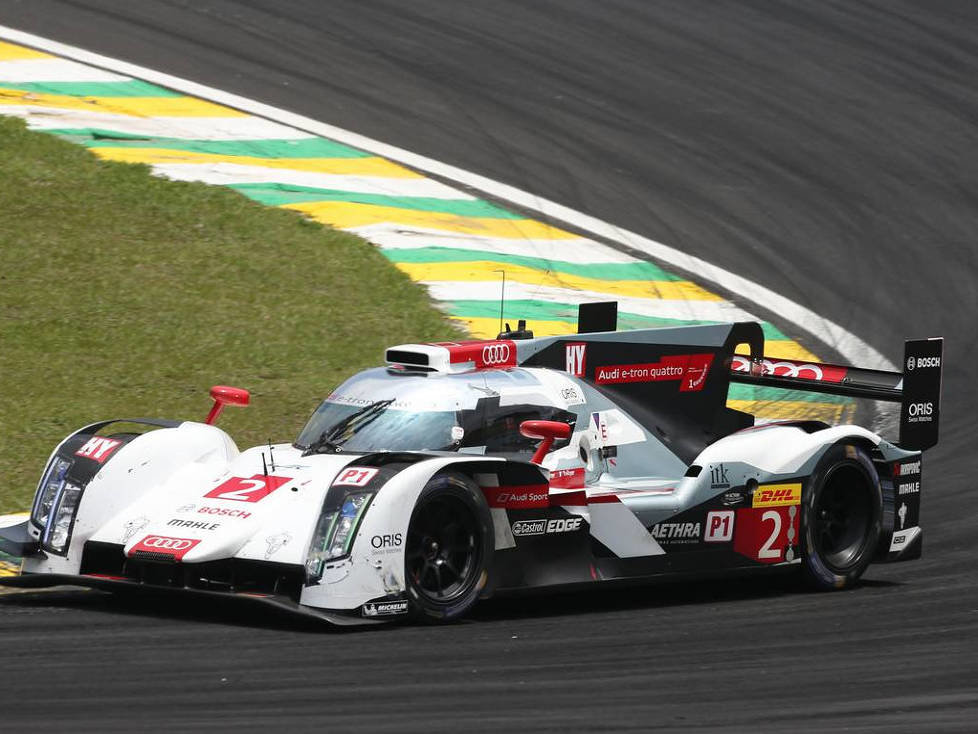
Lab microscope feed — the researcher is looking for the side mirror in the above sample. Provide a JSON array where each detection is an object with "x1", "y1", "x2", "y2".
[
  {"x1": 204, "y1": 385, "x2": 250, "y2": 425},
  {"x1": 520, "y1": 420, "x2": 572, "y2": 464}
]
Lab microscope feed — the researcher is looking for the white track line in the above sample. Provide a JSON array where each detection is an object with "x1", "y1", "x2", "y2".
[
  {"x1": 0, "y1": 24, "x2": 895, "y2": 371},
  {"x1": 0, "y1": 57, "x2": 131, "y2": 82}
]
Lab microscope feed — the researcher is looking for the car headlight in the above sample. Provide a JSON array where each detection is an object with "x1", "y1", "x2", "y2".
[
  {"x1": 305, "y1": 492, "x2": 372, "y2": 581},
  {"x1": 30, "y1": 456, "x2": 86, "y2": 554},
  {"x1": 32, "y1": 456, "x2": 71, "y2": 528},
  {"x1": 47, "y1": 481, "x2": 83, "y2": 553}
]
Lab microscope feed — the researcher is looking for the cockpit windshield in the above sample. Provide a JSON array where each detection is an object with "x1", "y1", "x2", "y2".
[
  {"x1": 295, "y1": 366, "x2": 580, "y2": 457},
  {"x1": 296, "y1": 400, "x2": 460, "y2": 453}
]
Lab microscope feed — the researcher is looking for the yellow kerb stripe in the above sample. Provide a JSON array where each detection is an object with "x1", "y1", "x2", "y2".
[
  {"x1": 398, "y1": 261, "x2": 719, "y2": 301},
  {"x1": 728, "y1": 399, "x2": 854, "y2": 423},
  {"x1": 91, "y1": 147, "x2": 419, "y2": 177},
  {"x1": 450, "y1": 316, "x2": 576, "y2": 339},
  {"x1": 285, "y1": 201, "x2": 579, "y2": 239},
  {"x1": 458, "y1": 319, "x2": 823, "y2": 357},
  {"x1": 0, "y1": 41, "x2": 52, "y2": 61},
  {"x1": 0, "y1": 88, "x2": 246, "y2": 117},
  {"x1": 737, "y1": 341, "x2": 821, "y2": 363}
]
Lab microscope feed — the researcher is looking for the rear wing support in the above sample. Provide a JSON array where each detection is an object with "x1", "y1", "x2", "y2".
[{"x1": 729, "y1": 337, "x2": 944, "y2": 451}]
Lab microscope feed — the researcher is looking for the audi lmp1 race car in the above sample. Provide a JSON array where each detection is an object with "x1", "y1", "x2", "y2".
[{"x1": 0, "y1": 303, "x2": 943, "y2": 625}]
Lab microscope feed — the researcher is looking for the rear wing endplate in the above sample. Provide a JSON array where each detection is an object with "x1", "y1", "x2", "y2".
[{"x1": 729, "y1": 337, "x2": 944, "y2": 451}]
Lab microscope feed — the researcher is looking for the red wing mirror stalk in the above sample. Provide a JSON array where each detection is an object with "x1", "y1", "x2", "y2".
[
  {"x1": 205, "y1": 385, "x2": 250, "y2": 425},
  {"x1": 520, "y1": 420, "x2": 572, "y2": 465}
]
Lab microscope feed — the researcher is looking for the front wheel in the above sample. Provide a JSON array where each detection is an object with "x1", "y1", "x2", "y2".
[
  {"x1": 404, "y1": 472, "x2": 492, "y2": 622},
  {"x1": 802, "y1": 443, "x2": 883, "y2": 590}
]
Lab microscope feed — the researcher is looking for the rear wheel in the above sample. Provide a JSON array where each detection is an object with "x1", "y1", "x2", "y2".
[
  {"x1": 405, "y1": 472, "x2": 491, "y2": 622},
  {"x1": 802, "y1": 443, "x2": 882, "y2": 590}
]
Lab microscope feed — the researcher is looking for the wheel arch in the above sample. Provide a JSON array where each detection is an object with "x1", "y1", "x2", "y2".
[{"x1": 800, "y1": 441, "x2": 884, "y2": 589}]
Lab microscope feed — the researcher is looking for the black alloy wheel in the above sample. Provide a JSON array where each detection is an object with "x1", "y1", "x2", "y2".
[
  {"x1": 802, "y1": 443, "x2": 883, "y2": 590},
  {"x1": 405, "y1": 472, "x2": 492, "y2": 622},
  {"x1": 812, "y1": 466, "x2": 873, "y2": 571},
  {"x1": 407, "y1": 494, "x2": 478, "y2": 601}
]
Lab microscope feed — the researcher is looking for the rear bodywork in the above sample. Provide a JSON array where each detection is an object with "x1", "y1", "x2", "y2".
[{"x1": 0, "y1": 311, "x2": 942, "y2": 624}]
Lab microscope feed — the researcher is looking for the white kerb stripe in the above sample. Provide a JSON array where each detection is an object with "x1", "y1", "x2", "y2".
[
  {"x1": 0, "y1": 513, "x2": 28, "y2": 529},
  {"x1": 0, "y1": 57, "x2": 132, "y2": 82},
  {"x1": 5, "y1": 105, "x2": 317, "y2": 140},
  {"x1": 350, "y1": 226, "x2": 642, "y2": 264},
  {"x1": 153, "y1": 163, "x2": 475, "y2": 199}
]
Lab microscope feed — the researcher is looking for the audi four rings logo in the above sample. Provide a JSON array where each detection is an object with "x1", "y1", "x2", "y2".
[
  {"x1": 142, "y1": 536, "x2": 194, "y2": 550},
  {"x1": 128, "y1": 534, "x2": 201, "y2": 560},
  {"x1": 481, "y1": 343, "x2": 511, "y2": 365}
]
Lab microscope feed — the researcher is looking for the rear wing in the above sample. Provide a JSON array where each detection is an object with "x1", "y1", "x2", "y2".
[{"x1": 729, "y1": 337, "x2": 944, "y2": 450}]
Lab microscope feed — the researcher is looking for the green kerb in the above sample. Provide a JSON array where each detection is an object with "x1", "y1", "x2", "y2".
[
  {"x1": 46, "y1": 129, "x2": 371, "y2": 159},
  {"x1": 228, "y1": 184, "x2": 520, "y2": 218},
  {"x1": 0, "y1": 80, "x2": 183, "y2": 97}
]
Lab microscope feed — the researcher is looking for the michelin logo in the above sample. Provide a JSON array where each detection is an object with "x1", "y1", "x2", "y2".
[{"x1": 362, "y1": 600, "x2": 409, "y2": 617}]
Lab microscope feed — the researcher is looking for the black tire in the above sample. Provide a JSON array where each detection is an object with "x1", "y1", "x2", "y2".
[
  {"x1": 801, "y1": 443, "x2": 882, "y2": 590},
  {"x1": 404, "y1": 472, "x2": 492, "y2": 623}
]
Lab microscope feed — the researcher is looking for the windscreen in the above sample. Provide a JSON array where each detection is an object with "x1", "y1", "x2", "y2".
[{"x1": 296, "y1": 400, "x2": 461, "y2": 453}]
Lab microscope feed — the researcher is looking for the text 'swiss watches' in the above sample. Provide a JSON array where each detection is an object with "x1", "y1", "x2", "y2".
[{"x1": 0, "y1": 304, "x2": 943, "y2": 625}]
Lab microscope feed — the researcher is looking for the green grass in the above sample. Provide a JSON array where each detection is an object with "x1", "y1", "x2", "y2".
[{"x1": 0, "y1": 116, "x2": 463, "y2": 513}]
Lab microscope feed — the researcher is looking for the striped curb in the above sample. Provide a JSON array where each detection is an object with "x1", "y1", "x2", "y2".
[
  {"x1": 0, "y1": 513, "x2": 27, "y2": 576},
  {"x1": 0, "y1": 38, "x2": 852, "y2": 426}
]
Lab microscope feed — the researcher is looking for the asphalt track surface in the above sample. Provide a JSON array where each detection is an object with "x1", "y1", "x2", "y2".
[{"x1": 2, "y1": 2, "x2": 977, "y2": 731}]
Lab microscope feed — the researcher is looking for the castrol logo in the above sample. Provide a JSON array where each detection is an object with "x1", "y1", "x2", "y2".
[{"x1": 481, "y1": 343, "x2": 511, "y2": 366}]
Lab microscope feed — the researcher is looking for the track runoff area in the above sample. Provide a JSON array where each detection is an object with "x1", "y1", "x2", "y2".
[{"x1": 0, "y1": 34, "x2": 855, "y2": 497}]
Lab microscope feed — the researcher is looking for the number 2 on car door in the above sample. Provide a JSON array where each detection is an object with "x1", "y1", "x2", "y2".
[{"x1": 758, "y1": 510, "x2": 782, "y2": 559}]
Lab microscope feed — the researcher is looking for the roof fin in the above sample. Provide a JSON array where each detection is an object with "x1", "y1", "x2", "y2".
[{"x1": 577, "y1": 302, "x2": 618, "y2": 333}]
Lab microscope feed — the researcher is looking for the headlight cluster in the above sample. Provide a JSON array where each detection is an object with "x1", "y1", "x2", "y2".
[
  {"x1": 49, "y1": 482, "x2": 83, "y2": 552},
  {"x1": 31, "y1": 456, "x2": 83, "y2": 554},
  {"x1": 305, "y1": 492, "x2": 372, "y2": 581},
  {"x1": 32, "y1": 457, "x2": 71, "y2": 528}
]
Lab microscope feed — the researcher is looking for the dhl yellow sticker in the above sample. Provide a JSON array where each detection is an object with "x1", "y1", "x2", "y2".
[{"x1": 752, "y1": 483, "x2": 802, "y2": 508}]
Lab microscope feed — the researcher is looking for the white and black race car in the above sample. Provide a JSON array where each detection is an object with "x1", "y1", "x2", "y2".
[{"x1": 0, "y1": 304, "x2": 942, "y2": 624}]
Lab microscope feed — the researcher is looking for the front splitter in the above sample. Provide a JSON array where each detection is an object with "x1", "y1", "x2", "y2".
[{"x1": 0, "y1": 572, "x2": 384, "y2": 627}]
